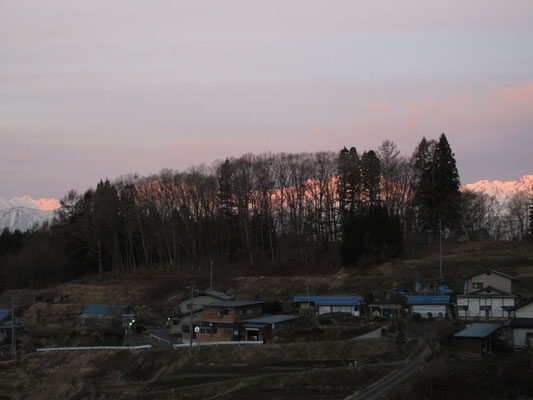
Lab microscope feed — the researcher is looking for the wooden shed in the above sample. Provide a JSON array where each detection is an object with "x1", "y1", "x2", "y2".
[{"x1": 454, "y1": 323, "x2": 502, "y2": 356}]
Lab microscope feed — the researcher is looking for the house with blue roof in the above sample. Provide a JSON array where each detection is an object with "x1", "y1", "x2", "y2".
[
  {"x1": 0, "y1": 309, "x2": 25, "y2": 336},
  {"x1": 293, "y1": 296, "x2": 362, "y2": 316},
  {"x1": 407, "y1": 295, "x2": 452, "y2": 319},
  {"x1": 454, "y1": 323, "x2": 503, "y2": 355}
]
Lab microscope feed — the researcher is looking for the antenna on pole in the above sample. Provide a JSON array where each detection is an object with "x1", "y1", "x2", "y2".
[
  {"x1": 210, "y1": 260, "x2": 213, "y2": 290},
  {"x1": 11, "y1": 297, "x2": 16, "y2": 359},
  {"x1": 187, "y1": 284, "x2": 197, "y2": 357}
]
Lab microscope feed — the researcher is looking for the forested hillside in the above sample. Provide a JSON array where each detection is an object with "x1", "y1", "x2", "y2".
[{"x1": 1, "y1": 134, "x2": 531, "y2": 291}]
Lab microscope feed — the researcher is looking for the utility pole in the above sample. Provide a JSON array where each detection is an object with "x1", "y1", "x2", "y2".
[
  {"x1": 306, "y1": 278, "x2": 310, "y2": 307},
  {"x1": 11, "y1": 297, "x2": 16, "y2": 360},
  {"x1": 188, "y1": 284, "x2": 197, "y2": 357},
  {"x1": 439, "y1": 217, "x2": 443, "y2": 280},
  {"x1": 210, "y1": 260, "x2": 213, "y2": 290}
]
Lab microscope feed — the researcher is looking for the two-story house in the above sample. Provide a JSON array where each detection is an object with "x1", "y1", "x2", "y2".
[
  {"x1": 197, "y1": 300, "x2": 265, "y2": 342},
  {"x1": 167, "y1": 290, "x2": 233, "y2": 341},
  {"x1": 456, "y1": 270, "x2": 518, "y2": 320}
]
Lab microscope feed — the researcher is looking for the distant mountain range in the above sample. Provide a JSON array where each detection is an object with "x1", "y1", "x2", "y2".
[
  {"x1": 0, "y1": 196, "x2": 61, "y2": 233},
  {"x1": 462, "y1": 175, "x2": 533, "y2": 203},
  {"x1": 1, "y1": 175, "x2": 531, "y2": 233}
]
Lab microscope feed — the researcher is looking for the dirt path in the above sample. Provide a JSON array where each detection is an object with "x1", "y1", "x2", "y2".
[
  {"x1": 353, "y1": 328, "x2": 382, "y2": 340},
  {"x1": 344, "y1": 345, "x2": 430, "y2": 400}
]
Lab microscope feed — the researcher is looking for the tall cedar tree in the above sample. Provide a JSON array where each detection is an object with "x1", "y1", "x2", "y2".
[
  {"x1": 432, "y1": 133, "x2": 461, "y2": 228},
  {"x1": 217, "y1": 159, "x2": 235, "y2": 218},
  {"x1": 337, "y1": 147, "x2": 362, "y2": 220},
  {"x1": 413, "y1": 137, "x2": 435, "y2": 230},
  {"x1": 361, "y1": 150, "x2": 382, "y2": 209},
  {"x1": 216, "y1": 159, "x2": 243, "y2": 260}
]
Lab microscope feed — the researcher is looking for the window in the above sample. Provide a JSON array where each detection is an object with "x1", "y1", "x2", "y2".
[
  {"x1": 200, "y1": 327, "x2": 211, "y2": 334},
  {"x1": 203, "y1": 306, "x2": 210, "y2": 312},
  {"x1": 224, "y1": 308, "x2": 231, "y2": 315},
  {"x1": 473, "y1": 282, "x2": 483, "y2": 289},
  {"x1": 247, "y1": 309, "x2": 253, "y2": 315}
]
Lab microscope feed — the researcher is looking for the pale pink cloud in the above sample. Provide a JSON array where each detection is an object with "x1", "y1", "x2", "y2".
[
  {"x1": 403, "y1": 82, "x2": 533, "y2": 134},
  {"x1": 365, "y1": 102, "x2": 394, "y2": 114}
]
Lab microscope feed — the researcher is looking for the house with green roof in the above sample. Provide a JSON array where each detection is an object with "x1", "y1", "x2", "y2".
[{"x1": 76, "y1": 304, "x2": 136, "y2": 329}]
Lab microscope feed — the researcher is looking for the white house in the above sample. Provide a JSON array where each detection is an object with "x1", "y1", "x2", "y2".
[
  {"x1": 457, "y1": 287, "x2": 517, "y2": 320},
  {"x1": 457, "y1": 270, "x2": 518, "y2": 320},
  {"x1": 508, "y1": 301, "x2": 533, "y2": 348},
  {"x1": 462, "y1": 270, "x2": 517, "y2": 295},
  {"x1": 407, "y1": 295, "x2": 452, "y2": 319},
  {"x1": 293, "y1": 296, "x2": 362, "y2": 316}
]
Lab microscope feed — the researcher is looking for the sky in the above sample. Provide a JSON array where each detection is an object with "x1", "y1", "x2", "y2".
[{"x1": 1, "y1": 1, "x2": 532, "y2": 199}]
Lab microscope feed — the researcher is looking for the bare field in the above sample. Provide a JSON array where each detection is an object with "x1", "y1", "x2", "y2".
[{"x1": 0, "y1": 339, "x2": 405, "y2": 400}]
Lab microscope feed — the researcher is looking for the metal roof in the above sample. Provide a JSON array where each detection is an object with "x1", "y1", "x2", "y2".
[
  {"x1": 203, "y1": 290, "x2": 233, "y2": 300},
  {"x1": 242, "y1": 323, "x2": 268, "y2": 329},
  {"x1": 465, "y1": 269, "x2": 518, "y2": 281},
  {"x1": 454, "y1": 323, "x2": 502, "y2": 338},
  {"x1": 293, "y1": 296, "x2": 362, "y2": 306},
  {"x1": 207, "y1": 300, "x2": 263, "y2": 308},
  {"x1": 83, "y1": 304, "x2": 136, "y2": 315},
  {"x1": 407, "y1": 295, "x2": 450, "y2": 305},
  {"x1": 464, "y1": 286, "x2": 516, "y2": 297},
  {"x1": 507, "y1": 318, "x2": 533, "y2": 328},
  {"x1": 244, "y1": 314, "x2": 299, "y2": 324},
  {"x1": 0, "y1": 309, "x2": 24, "y2": 325}
]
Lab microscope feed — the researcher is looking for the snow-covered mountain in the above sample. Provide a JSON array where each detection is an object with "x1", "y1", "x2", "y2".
[
  {"x1": 462, "y1": 175, "x2": 533, "y2": 203},
  {"x1": 0, "y1": 196, "x2": 61, "y2": 232}
]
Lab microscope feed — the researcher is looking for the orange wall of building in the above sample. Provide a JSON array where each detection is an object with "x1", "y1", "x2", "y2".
[{"x1": 202, "y1": 304, "x2": 263, "y2": 323}]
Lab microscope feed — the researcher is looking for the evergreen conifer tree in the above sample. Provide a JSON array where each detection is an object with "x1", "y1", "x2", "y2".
[
  {"x1": 361, "y1": 150, "x2": 382, "y2": 209},
  {"x1": 432, "y1": 133, "x2": 461, "y2": 228},
  {"x1": 338, "y1": 146, "x2": 362, "y2": 219},
  {"x1": 217, "y1": 159, "x2": 235, "y2": 218},
  {"x1": 413, "y1": 137, "x2": 435, "y2": 229}
]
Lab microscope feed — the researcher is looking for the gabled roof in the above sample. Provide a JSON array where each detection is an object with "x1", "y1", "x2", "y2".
[
  {"x1": 407, "y1": 295, "x2": 450, "y2": 305},
  {"x1": 454, "y1": 323, "x2": 502, "y2": 338},
  {"x1": 168, "y1": 309, "x2": 203, "y2": 319},
  {"x1": 462, "y1": 286, "x2": 517, "y2": 297},
  {"x1": 509, "y1": 299, "x2": 533, "y2": 311},
  {"x1": 203, "y1": 290, "x2": 233, "y2": 301},
  {"x1": 507, "y1": 318, "x2": 533, "y2": 328},
  {"x1": 178, "y1": 290, "x2": 233, "y2": 304},
  {"x1": 0, "y1": 309, "x2": 24, "y2": 326},
  {"x1": 207, "y1": 300, "x2": 263, "y2": 308},
  {"x1": 293, "y1": 296, "x2": 362, "y2": 306},
  {"x1": 465, "y1": 270, "x2": 518, "y2": 281},
  {"x1": 82, "y1": 304, "x2": 136, "y2": 316},
  {"x1": 244, "y1": 314, "x2": 298, "y2": 324}
]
